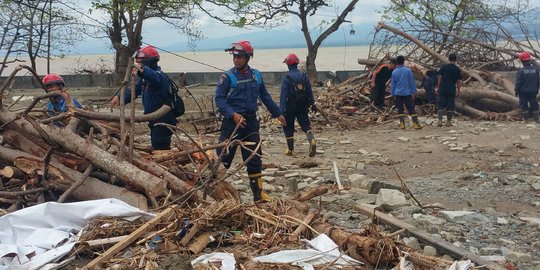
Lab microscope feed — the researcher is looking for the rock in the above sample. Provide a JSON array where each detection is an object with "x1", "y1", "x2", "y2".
[
  {"x1": 348, "y1": 174, "x2": 366, "y2": 188},
  {"x1": 321, "y1": 196, "x2": 337, "y2": 203},
  {"x1": 403, "y1": 237, "x2": 421, "y2": 250},
  {"x1": 362, "y1": 179, "x2": 400, "y2": 194},
  {"x1": 520, "y1": 135, "x2": 530, "y2": 140},
  {"x1": 480, "y1": 255, "x2": 507, "y2": 263},
  {"x1": 339, "y1": 140, "x2": 352, "y2": 144},
  {"x1": 519, "y1": 217, "x2": 540, "y2": 227},
  {"x1": 450, "y1": 147, "x2": 464, "y2": 151},
  {"x1": 497, "y1": 217, "x2": 509, "y2": 225},
  {"x1": 356, "y1": 162, "x2": 365, "y2": 170},
  {"x1": 337, "y1": 155, "x2": 350, "y2": 159},
  {"x1": 506, "y1": 251, "x2": 533, "y2": 262},
  {"x1": 375, "y1": 189, "x2": 409, "y2": 211},
  {"x1": 297, "y1": 182, "x2": 309, "y2": 191},
  {"x1": 353, "y1": 194, "x2": 377, "y2": 205},
  {"x1": 438, "y1": 211, "x2": 490, "y2": 224},
  {"x1": 398, "y1": 137, "x2": 409, "y2": 142},
  {"x1": 531, "y1": 182, "x2": 540, "y2": 191},
  {"x1": 358, "y1": 149, "x2": 369, "y2": 155},
  {"x1": 423, "y1": 245, "x2": 437, "y2": 256},
  {"x1": 480, "y1": 247, "x2": 501, "y2": 256},
  {"x1": 285, "y1": 172, "x2": 300, "y2": 178},
  {"x1": 412, "y1": 214, "x2": 446, "y2": 226}
]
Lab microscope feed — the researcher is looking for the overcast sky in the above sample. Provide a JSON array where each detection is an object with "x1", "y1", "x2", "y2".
[{"x1": 73, "y1": 0, "x2": 387, "y2": 53}]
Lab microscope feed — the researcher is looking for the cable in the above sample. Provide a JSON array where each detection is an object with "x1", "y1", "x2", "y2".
[{"x1": 141, "y1": 41, "x2": 225, "y2": 71}]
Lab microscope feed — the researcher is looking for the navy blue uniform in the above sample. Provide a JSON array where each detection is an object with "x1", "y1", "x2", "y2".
[
  {"x1": 215, "y1": 67, "x2": 281, "y2": 175},
  {"x1": 421, "y1": 74, "x2": 437, "y2": 104},
  {"x1": 47, "y1": 97, "x2": 82, "y2": 115},
  {"x1": 279, "y1": 67, "x2": 314, "y2": 138},
  {"x1": 515, "y1": 64, "x2": 540, "y2": 114},
  {"x1": 120, "y1": 66, "x2": 177, "y2": 150},
  {"x1": 370, "y1": 64, "x2": 392, "y2": 108},
  {"x1": 437, "y1": 63, "x2": 462, "y2": 111}
]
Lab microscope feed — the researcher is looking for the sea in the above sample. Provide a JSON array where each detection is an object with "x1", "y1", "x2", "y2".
[{"x1": 1, "y1": 46, "x2": 372, "y2": 76}]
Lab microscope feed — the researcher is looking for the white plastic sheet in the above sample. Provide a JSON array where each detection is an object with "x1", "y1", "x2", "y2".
[
  {"x1": 0, "y1": 198, "x2": 153, "y2": 270},
  {"x1": 253, "y1": 234, "x2": 362, "y2": 269},
  {"x1": 191, "y1": 252, "x2": 236, "y2": 270}
]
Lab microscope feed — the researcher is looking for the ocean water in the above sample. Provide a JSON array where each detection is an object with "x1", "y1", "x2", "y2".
[{"x1": 2, "y1": 46, "x2": 371, "y2": 76}]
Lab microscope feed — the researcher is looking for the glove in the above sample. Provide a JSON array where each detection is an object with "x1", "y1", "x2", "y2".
[{"x1": 311, "y1": 104, "x2": 318, "y2": 114}]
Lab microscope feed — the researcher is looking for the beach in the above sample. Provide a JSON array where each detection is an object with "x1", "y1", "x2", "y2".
[{"x1": 2, "y1": 46, "x2": 371, "y2": 76}]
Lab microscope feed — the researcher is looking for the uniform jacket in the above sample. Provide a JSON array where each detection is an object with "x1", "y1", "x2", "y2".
[
  {"x1": 391, "y1": 65, "x2": 417, "y2": 96},
  {"x1": 515, "y1": 64, "x2": 540, "y2": 94},
  {"x1": 279, "y1": 67, "x2": 314, "y2": 114},
  {"x1": 121, "y1": 65, "x2": 176, "y2": 124},
  {"x1": 47, "y1": 97, "x2": 82, "y2": 116},
  {"x1": 215, "y1": 66, "x2": 281, "y2": 119}
]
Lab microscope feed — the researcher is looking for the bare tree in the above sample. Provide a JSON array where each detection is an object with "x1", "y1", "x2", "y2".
[
  {"x1": 90, "y1": 0, "x2": 201, "y2": 80},
  {"x1": 198, "y1": 0, "x2": 359, "y2": 83}
]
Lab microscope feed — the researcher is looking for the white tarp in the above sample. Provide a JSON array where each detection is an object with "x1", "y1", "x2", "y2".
[
  {"x1": 253, "y1": 234, "x2": 363, "y2": 269},
  {"x1": 0, "y1": 198, "x2": 153, "y2": 270}
]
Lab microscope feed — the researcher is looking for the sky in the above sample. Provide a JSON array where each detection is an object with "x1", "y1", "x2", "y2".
[{"x1": 72, "y1": 0, "x2": 388, "y2": 54}]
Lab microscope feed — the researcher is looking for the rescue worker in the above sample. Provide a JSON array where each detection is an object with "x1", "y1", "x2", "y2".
[
  {"x1": 421, "y1": 70, "x2": 438, "y2": 106},
  {"x1": 215, "y1": 40, "x2": 286, "y2": 202},
  {"x1": 391, "y1": 55, "x2": 422, "y2": 129},
  {"x1": 437, "y1": 53, "x2": 462, "y2": 127},
  {"x1": 111, "y1": 45, "x2": 177, "y2": 150},
  {"x1": 42, "y1": 73, "x2": 83, "y2": 116},
  {"x1": 514, "y1": 51, "x2": 540, "y2": 122},
  {"x1": 279, "y1": 53, "x2": 317, "y2": 157},
  {"x1": 369, "y1": 58, "x2": 396, "y2": 109}
]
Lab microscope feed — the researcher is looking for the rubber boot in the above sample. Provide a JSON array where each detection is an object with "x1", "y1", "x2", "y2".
[
  {"x1": 306, "y1": 130, "x2": 316, "y2": 157},
  {"x1": 532, "y1": 111, "x2": 539, "y2": 122},
  {"x1": 398, "y1": 114, "x2": 406, "y2": 129},
  {"x1": 445, "y1": 111, "x2": 454, "y2": 127},
  {"x1": 522, "y1": 111, "x2": 530, "y2": 122},
  {"x1": 411, "y1": 114, "x2": 423, "y2": 129},
  {"x1": 284, "y1": 137, "x2": 296, "y2": 156},
  {"x1": 437, "y1": 110, "x2": 444, "y2": 127},
  {"x1": 249, "y1": 174, "x2": 272, "y2": 202}
]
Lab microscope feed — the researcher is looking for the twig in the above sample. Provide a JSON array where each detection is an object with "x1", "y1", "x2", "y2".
[
  {"x1": 58, "y1": 164, "x2": 94, "y2": 203},
  {"x1": 392, "y1": 167, "x2": 423, "y2": 208},
  {"x1": 42, "y1": 146, "x2": 55, "y2": 181},
  {"x1": 0, "y1": 187, "x2": 51, "y2": 197}
]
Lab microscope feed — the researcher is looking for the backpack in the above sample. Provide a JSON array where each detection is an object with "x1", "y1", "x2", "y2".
[
  {"x1": 159, "y1": 72, "x2": 185, "y2": 117},
  {"x1": 224, "y1": 69, "x2": 262, "y2": 95},
  {"x1": 285, "y1": 74, "x2": 309, "y2": 106}
]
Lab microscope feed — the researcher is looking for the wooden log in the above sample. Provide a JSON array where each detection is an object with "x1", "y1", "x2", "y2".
[
  {"x1": 83, "y1": 207, "x2": 176, "y2": 269},
  {"x1": 289, "y1": 213, "x2": 316, "y2": 241},
  {"x1": 73, "y1": 105, "x2": 171, "y2": 122},
  {"x1": 0, "y1": 146, "x2": 148, "y2": 209},
  {"x1": 0, "y1": 111, "x2": 166, "y2": 197},
  {"x1": 187, "y1": 232, "x2": 213, "y2": 254},
  {"x1": 353, "y1": 204, "x2": 506, "y2": 270},
  {"x1": 1, "y1": 166, "x2": 24, "y2": 179}
]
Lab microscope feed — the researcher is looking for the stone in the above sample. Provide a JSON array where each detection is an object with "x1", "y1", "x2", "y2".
[
  {"x1": 353, "y1": 194, "x2": 377, "y2": 205},
  {"x1": 450, "y1": 147, "x2": 464, "y2": 151},
  {"x1": 356, "y1": 162, "x2": 365, "y2": 170},
  {"x1": 285, "y1": 172, "x2": 300, "y2": 178},
  {"x1": 403, "y1": 237, "x2": 421, "y2": 250},
  {"x1": 438, "y1": 211, "x2": 490, "y2": 224},
  {"x1": 233, "y1": 184, "x2": 249, "y2": 192},
  {"x1": 369, "y1": 152, "x2": 382, "y2": 157},
  {"x1": 358, "y1": 149, "x2": 369, "y2": 155},
  {"x1": 497, "y1": 217, "x2": 509, "y2": 225},
  {"x1": 297, "y1": 182, "x2": 309, "y2": 191},
  {"x1": 519, "y1": 217, "x2": 540, "y2": 227},
  {"x1": 480, "y1": 256, "x2": 507, "y2": 263},
  {"x1": 337, "y1": 155, "x2": 350, "y2": 159},
  {"x1": 363, "y1": 180, "x2": 400, "y2": 194},
  {"x1": 375, "y1": 189, "x2": 408, "y2": 211},
  {"x1": 339, "y1": 140, "x2": 352, "y2": 144},
  {"x1": 532, "y1": 182, "x2": 540, "y2": 191},
  {"x1": 506, "y1": 251, "x2": 533, "y2": 262},
  {"x1": 480, "y1": 247, "x2": 501, "y2": 256},
  {"x1": 423, "y1": 246, "x2": 437, "y2": 256},
  {"x1": 412, "y1": 214, "x2": 446, "y2": 226},
  {"x1": 398, "y1": 137, "x2": 409, "y2": 142},
  {"x1": 520, "y1": 135, "x2": 530, "y2": 140}
]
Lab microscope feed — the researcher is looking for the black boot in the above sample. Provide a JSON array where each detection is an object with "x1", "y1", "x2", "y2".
[
  {"x1": 437, "y1": 110, "x2": 444, "y2": 127},
  {"x1": 398, "y1": 114, "x2": 406, "y2": 129},
  {"x1": 446, "y1": 111, "x2": 454, "y2": 127},
  {"x1": 285, "y1": 137, "x2": 295, "y2": 156},
  {"x1": 532, "y1": 111, "x2": 539, "y2": 122},
  {"x1": 306, "y1": 130, "x2": 316, "y2": 157},
  {"x1": 411, "y1": 114, "x2": 422, "y2": 129},
  {"x1": 522, "y1": 111, "x2": 530, "y2": 122},
  {"x1": 249, "y1": 174, "x2": 272, "y2": 202}
]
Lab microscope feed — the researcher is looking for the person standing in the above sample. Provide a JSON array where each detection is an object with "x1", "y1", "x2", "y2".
[
  {"x1": 514, "y1": 51, "x2": 540, "y2": 122},
  {"x1": 437, "y1": 53, "x2": 462, "y2": 127},
  {"x1": 279, "y1": 53, "x2": 317, "y2": 157},
  {"x1": 215, "y1": 40, "x2": 286, "y2": 202},
  {"x1": 370, "y1": 59, "x2": 396, "y2": 109},
  {"x1": 42, "y1": 73, "x2": 83, "y2": 116},
  {"x1": 420, "y1": 69, "x2": 438, "y2": 110},
  {"x1": 391, "y1": 55, "x2": 422, "y2": 130},
  {"x1": 111, "y1": 45, "x2": 177, "y2": 150}
]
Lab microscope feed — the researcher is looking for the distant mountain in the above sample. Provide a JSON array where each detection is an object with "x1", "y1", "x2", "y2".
[{"x1": 165, "y1": 25, "x2": 376, "y2": 52}]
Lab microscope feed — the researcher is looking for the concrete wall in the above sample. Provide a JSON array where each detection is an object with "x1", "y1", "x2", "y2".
[{"x1": 1, "y1": 70, "x2": 366, "y2": 89}]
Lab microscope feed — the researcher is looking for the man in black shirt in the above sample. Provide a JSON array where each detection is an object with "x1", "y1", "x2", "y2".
[
  {"x1": 437, "y1": 53, "x2": 462, "y2": 127},
  {"x1": 370, "y1": 59, "x2": 396, "y2": 109}
]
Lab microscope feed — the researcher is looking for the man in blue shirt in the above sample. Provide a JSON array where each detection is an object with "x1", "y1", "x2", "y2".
[
  {"x1": 391, "y1": 55, "x2": 422, "y2": 130},
  {"x1": 42, "y1": 73, "x2": 83, "y2": 118},
  {"x1": 111, "y1": 45, "x2": 177, "y2": 150},
  {"x1": 279, "y1": 53, "x2": 317, "y2": 157},
  {"x1": 215, "y1": 40, "x2": 286, "y2": 203},
  {"x1": 514, "y1": 51, "x2": 540, "y2": 122}
]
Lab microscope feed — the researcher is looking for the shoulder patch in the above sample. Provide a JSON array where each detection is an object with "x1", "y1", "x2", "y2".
[{"x1": 218, "y1": 74, "x2": 227, "y2": 85}]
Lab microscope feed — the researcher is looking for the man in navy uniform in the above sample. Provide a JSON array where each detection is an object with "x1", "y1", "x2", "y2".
[{"x1": 215, "y1": 40, "x2": 286, "y2": 202}]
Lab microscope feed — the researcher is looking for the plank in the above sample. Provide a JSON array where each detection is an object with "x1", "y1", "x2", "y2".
[{"x1": 353, "y1": 204, "x2": 506, "y2": 270}]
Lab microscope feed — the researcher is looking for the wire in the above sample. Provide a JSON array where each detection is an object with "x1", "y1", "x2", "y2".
[{"x1": 141, "y1": 41, "x2": 225, "y2": 71}]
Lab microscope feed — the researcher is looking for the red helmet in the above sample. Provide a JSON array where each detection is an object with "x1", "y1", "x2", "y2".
[
  {"x1": 42, "y1": 73, "x2": 65, "y2": 87},
  {"x1": 283, "y1": 53, "x2": 300, "y2": 65},
  {"x1": 225, "y1": 40, "x2": 254, "y2": 58},
  {"x1": 519, "y1": 51, "x2": 532, "y2": 61},
  {"x1": 134, "y1": 45, "x2": 160, "y2": 62}
]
